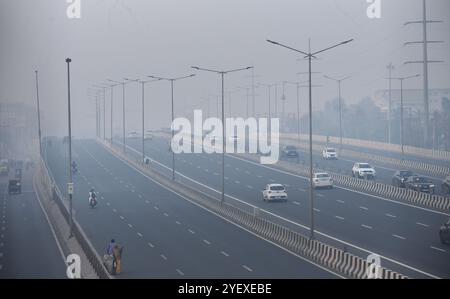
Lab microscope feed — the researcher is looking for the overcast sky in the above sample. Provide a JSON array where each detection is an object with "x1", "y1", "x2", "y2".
[{"x1": 1, "y1": 0, "x2": 449, "y2": 137}]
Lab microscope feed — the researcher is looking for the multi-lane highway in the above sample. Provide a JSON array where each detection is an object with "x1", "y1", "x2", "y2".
[
  {"x1": 120, "y1": 136, "x2": 450, "y2": 279},
  {"x1": 0, "y1": 167, "x2": 66, "y2": 278},
  {"x1": 44, "y1": 139, "x2": 339, "y2": 278}
]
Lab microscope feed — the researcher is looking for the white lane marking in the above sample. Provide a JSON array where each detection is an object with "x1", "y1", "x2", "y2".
[
  {"x1": 335, "y1": 216, "x2": 345, "y2": 221},
  {"x1": 234, "y1": 181, "x2": 240, "y2": 184},
  {"x1": 188, "y1": 229, "x2": 195, "y2": 234},
  {"x1": 247, "y1": 185, "x2": 253, "y2": 189},
  {"x1": 292, "y1": 201, "x2": 300, "y2": 205},
  {"x1": 148, "y1": 242, "x2": 154, "y2": 248},
  {"x1": 203, "y1": 239, "x2": 211, "y2": 245},
  {"x1": 360, "y1": 206, "x2": 369, "y2": 211},
  {"x1": 386, "y1": 213, "x2": 397, "y2": 218},
  {"x1": 119, "y1": 215, "x2": 124, "y2": 220},
  {"x1": 163, "y1": 213, "x2": 169, "y2": 217},
  {"x1": 213, "y1": 172, "x2": 219, "y2": 176},
  {"x1": 314, "y1": 208, "x2": 321, "y2": 212},
  {"x1": 128, "y1": 224, "x2": 133, "y2": 228},
  {"x1": 204, "y1": 169, "x2": 209, "y2": 173},
  {"x1": 106, "y1": 202, "x2": 110, "y2": 206},
  {"x1": 145, "y1": 200, "x2": 150, "y2": 204},
  {"x1": 154, "y1": 206, "x2": 159, "y2": 210},
  {"x1": 175, "y1": 221, "x2": 181, "y2": 225},
  {"x1": 138, "y1": 194, "x2": 142, "y2": 198},
  {"x1": 221, "y1": 251, "x2": 230, "y2": 257},
  {"x1": 242, "y1": 265, "x2": 253, "y2": 272},
  {"x1": 137, "y1": 232, "x2": 143, "y2": 237},
  {"x1": 416, "y1": 222, "x2": 430, "y2": 227},
  {"x1": 257, "y1": 175, "x2": 262, "y2": 178},
  {"x1": 224, "y1": 177, "x2": 229, "y2": 180},
  {"x1": 176, "y1": 269, "x2": 185, "y2": 276},
  {"x1": 361, "y1": 224, "x2": 373, "y2": 230},
  {"x1": 298, "y1": 188, "x2": 306, "y2": 192},
  {"x1": 112, "y1": 209, "x2": 117, "y2": 213},
  {"x1": 392, "y1": 234, "x2": 406, "y2": 240},
  {"x1": 316, "y1": 193, "x2": 324, "y2": 197},
  {"x1": 337, "y1": 200, "x2": 345, "y2": 204},
  {"x1": 430, "y1": 246, "x2": 446, "y2": 253},
  {"x1": 160, "y1": 254, "x2": 167, "y2": 260}
]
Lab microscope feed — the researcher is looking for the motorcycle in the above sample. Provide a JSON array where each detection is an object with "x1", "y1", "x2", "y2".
[{"x1": 89, "y1": 196, "x2": 97, "y2": 208}]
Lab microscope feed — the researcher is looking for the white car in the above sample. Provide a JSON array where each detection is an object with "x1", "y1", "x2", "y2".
[
  {"x1": 322, "y1": 148, "x2": 338, "y2": 160},
  {"x1": 352, "y1": 163, "x2": 376, "y2": 179},
  {"x1": 144, "y1": 131, "x2": 153, "y2": 140},
  {"x1": 128, "y1": 131, "x2": 139, "y2": 138},
  {"x1": 312, "y1": 173, "x2": 333, "y2": 189},
  {"x1": 262, "y1": 184, "x2": 288, "y2": 202}
]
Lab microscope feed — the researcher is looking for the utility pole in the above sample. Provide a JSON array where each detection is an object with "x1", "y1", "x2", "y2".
[
  {"x1": 386, "y1": 63, "x2": 395, "y2": 144},
  {"x1": 34, "y1": 70, "x2": 42, "y2": 158},
  {"x1": 404, "y1": 0, "x2": 443, "y2": 147}
]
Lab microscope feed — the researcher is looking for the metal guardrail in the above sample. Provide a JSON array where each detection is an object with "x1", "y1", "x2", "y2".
[
  {"x1": 39, "y1": 149, "x2": 112, "y2": 279},
  {"x1": 99, "y1": 138, "x2": 408, "y2": 279},
  {"x1": 280, "y1": 133, "x2": 450, "y2": 163}
]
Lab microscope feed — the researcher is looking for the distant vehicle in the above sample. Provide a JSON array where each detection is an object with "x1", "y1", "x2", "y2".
[
  {"x1": 281, "y1": 145, "x2": 299, "y2": 158},
  {"x1": 440, "y1": 218, "x2": 450, "y2": 245},
  {"x1": 15, "y1": 168, "x2": 22, "y2": 179},
  {"x1": 352, "y1": 163, "x2": 376, "y2": 179},
  {"x1": 128, "y1": 131, "x2": 139, "y2": 138},
  {"x1": 405, "y1": 176, "x2": 435, "y2": 194},
  {"x1": 144, "y1": 131, "x2": 153, "y2": 140},
  {"x1": 0, "y1": 159, "x2": 8, "y2": 175},
  {"x1": 322, "y1": 148, "x2": 338, "y2": 160},
  {"x1": 392, "y1": 170, "x2": 416, "y2": 188},
  {"x1": 262, "y1": 184, "x2": 288, "y2": 202},
  {"x1": 228, "y1": 135, "x2": 240, "y2": 142},
  {"x1": 312, "y1": 172, "x2": 333, "y2": 189},
  {"x1": 8, "y1": 179, "x2": 21, "y2": 195},
  {"x1": 442, "y1": 176, "x2": 450, "y2": 194}
]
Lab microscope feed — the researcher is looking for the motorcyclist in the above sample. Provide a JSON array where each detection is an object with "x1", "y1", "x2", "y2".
[{"x1": 89, "y1": 188, "x2": 97, "y2": 207}]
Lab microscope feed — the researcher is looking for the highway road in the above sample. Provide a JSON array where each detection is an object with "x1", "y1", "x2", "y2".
[
  {"x1": 284, "y1": 145, "x2": 448, "y2": 196},
  {"x1": 44, "y1": 139, "x2": 338, "y2": 279},
  {"x1": 122, "y1": 136, "x2": 450, "y2": 278},
  {"x1": 0, "y1": 167, "x2": 66, "y2": 278}
]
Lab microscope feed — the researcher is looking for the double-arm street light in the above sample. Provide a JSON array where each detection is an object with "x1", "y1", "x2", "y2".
[
  {"x1": 323, "y1": 75, "x2": 351, "y2": 152},
  {"x1": 148, "y1": 74, "x2": 196, "y2": 180},
  {"x1": 267, "y1": 38, "x2": 353, "y2": 240},
  {"x1": 387, "y1": 74, "x2": 421, "y2": 160},
  {"x1": 192, "y1": 66, "x2": 253, "y2": 202},
  {"x1": 138, "y1": 78, "x2": 161, "y2": 165}
]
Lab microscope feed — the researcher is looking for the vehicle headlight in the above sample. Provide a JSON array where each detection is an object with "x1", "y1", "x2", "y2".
[{"x1": 430, "y1": 185, "x2": 435, "y2": 188}]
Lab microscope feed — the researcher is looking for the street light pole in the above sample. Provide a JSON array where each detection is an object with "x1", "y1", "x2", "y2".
[
  {"x1": 389, "y1": 74, "x2": 420, "y2": 160},
  {"x1": 267, "y1": 37, "x2": 353, "y2": 240},
  {"x1": 34, "y1": 70, "x2": 42, "y2": 158},
  {"x1": 386, "y1": 63, "x2": 395, "y2": 144},
  {"x1": 192, "y1": 66, "x2": 253, "y2": 202},
  {"x1": 65, "y1": 57, "x2": 74, "y2": 238},
  {"x1": 148, "y1": 74, "x2": 196, "y2": 180},
  {"x1": 324, "y1": 75, "x2": 351, "y2": 152},
  {"x1": 138, "y1": 78, "x2": 161, "y2": 165}
]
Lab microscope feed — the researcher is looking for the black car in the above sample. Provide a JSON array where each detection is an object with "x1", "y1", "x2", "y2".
[
  {"x1": 440, "y1": 219, "x2": 450, "y2": 245},
  {"x1": 281, "y1": 146, "x2": 299, "y2": 158},
  {"x1": 442, "y1": 176, "x2": 450, "y2": 194},
  {"x1": 392, "y1": 170, "x2": 416, "y2": 188},
  {"x1": 405, "y1": 176, "x2": 435, "y2": 194},
  {"x1": 8, "y1": 179, "x2": 21, "y2": 194}
]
